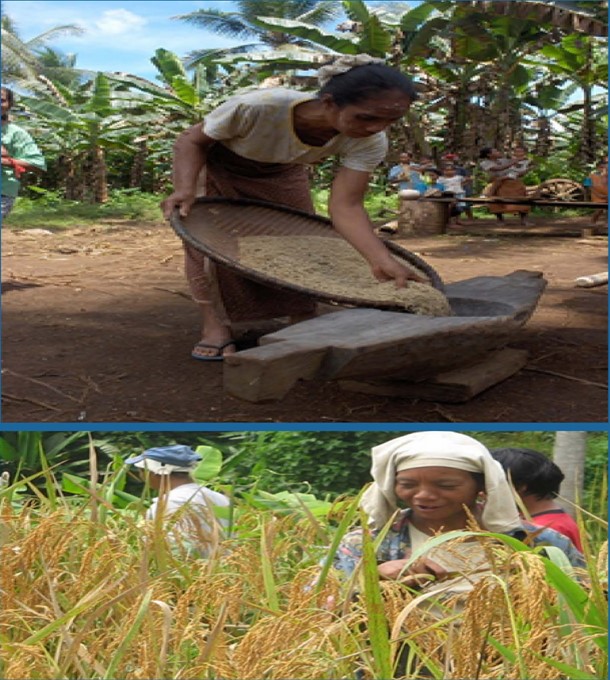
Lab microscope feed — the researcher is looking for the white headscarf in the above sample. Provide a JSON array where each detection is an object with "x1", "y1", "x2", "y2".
[
  {"x1": 360, "y1": 431, "x2": 521, "y2": 532},
  {"x1": 317, "y1": 54, "x2": 386, "y2": 87}
]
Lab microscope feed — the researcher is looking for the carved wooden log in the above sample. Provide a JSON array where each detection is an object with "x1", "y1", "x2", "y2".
[{"x1": 223, "y1": 270, "x2": 547, "y2": 402}]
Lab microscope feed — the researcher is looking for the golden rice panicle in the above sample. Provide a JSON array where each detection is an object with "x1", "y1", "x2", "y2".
[
  {"x1": 454, "y1": 553, "x2": 562, "y2": 680},
  {"x1": 384, "y1": 583, "x2": 450, "y2": 675},
  {"x1": 380, "y1": 579, "x2": 419, "y2": 624},
  {"x1": 16, "y1": 511, "x2": 74, "y2": 571},
  {"x1": 231, "y1": 604, "x2": 337, "y2": 679},
  {"x1": 72, "y1": 535, "x2": 132, "y2": 601},
  {"x1": 453, "y1": 577, "x2": 508, "y2": 679},
  {"x1": 2, "y1": 643, "x2": 52, "y2": 680},
  {"x1": 286, "y1": 565, "x2": 341, "y2": 611}
]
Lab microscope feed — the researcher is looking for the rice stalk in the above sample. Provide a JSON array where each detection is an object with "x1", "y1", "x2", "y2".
[{"x1": 102, "y1": 588, "x2": 153, "y2": 679}]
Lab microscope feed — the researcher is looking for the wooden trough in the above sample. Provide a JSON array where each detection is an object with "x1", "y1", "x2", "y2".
[
  {"x1": 171, "y1": 198, "x2": 548, "y2": 404},
  {"x1": 224, "y1": 270, "x2": 547, "y2": 403}
]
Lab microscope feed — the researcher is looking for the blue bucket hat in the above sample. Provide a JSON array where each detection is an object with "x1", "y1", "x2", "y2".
[{"x1": 125, "y1": 445, "x2": 201, "y2": 473}]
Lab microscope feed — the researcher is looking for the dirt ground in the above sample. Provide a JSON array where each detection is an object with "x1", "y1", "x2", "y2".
[{"x1": 2, "y1": 214, "x2": 607, "y2": 423}]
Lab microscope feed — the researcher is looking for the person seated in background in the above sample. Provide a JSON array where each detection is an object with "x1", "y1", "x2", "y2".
[
  {"x1": 490, "y1": 447, "x2": 584, "y2": 551},
  {"x1": 589, "y1": 160, "x2": 608, "y2": 225},
  {"x1": 442, "y1": 152, "x2": 474, "y2": 218},
  {"x1": 387, "y1": 151, "x2": 425, "y2": 192},
  {"x1": 125, "y1": 445, "x2": 230, "y2": 556},
  {"x1": 332, "y1": 431, "x2": 584, "y2": 586},
  {"x1": 506, "y1": 145, "x2": 532, "y2": 180},
  {"x1": 413, "y1": 154, "x2": 433, "y2": 172},
  {"x1": 422, "y1": 166, "x2": 444, "y2": 193},
  {"x1": 479, "y1": 147, "x2": 532, "y2": 226},
  {"x1": 438, "y1": 163, "x2": 467, "y2": 226}
]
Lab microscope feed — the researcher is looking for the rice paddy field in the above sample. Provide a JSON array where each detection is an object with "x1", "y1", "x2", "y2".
[{"x1": 1, "y1": 451, "x2": 607, "y2": 680}]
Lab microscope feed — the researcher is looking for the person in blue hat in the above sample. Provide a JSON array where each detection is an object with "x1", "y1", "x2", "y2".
[{"x1": 125, "y1": 445, "x2": 230, "y2": 556}]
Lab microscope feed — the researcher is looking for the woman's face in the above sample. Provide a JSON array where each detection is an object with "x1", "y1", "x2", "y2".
[
  {"x1": 395, "y1": 466, "x2": 481, "y2": 528},
  {"x1": 323, "y1": 89, "x2": 412, "y2": 138},
  {"x1": 1, "y1": 89, "x2": 12, "y2": 118}
]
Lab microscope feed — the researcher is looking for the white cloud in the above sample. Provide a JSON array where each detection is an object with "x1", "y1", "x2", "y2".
[{"x1": 94, "y1": 9, "x2": 147, "y2": 35}]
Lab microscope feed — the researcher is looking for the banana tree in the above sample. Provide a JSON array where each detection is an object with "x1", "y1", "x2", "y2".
[
  {"x1": 0, "y1": 431, "x2": 117, "y2": 489},
  {"x1": 20, "y1": 73, "x2": 143, "y2": 202},
  {"x1": 537, "y1": 33, "x2": 608, "y2": 163}
]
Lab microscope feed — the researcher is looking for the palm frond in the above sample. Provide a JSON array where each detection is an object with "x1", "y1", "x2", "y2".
[
  {"x1": 25, "y1": 24, "x2": 85, "y2": 50},
  {"x1": 172, "y1": 9, "x2": 257, "y2": 41},
  {"x1": 183, "y1": 44, "x2": 263, "y2": 69}
]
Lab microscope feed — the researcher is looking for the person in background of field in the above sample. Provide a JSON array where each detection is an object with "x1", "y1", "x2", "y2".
[
  {"x1": 490, "y1": 447, "x2": 584, "y2": 552},
  {"x1": 161, "y1": 55, "x2": 425, "y2": 361},
  {"x1": 479, "y1": 147, "x2": 532, "y2": 226},
  {"x1": 332, "y1": 432, "x2": 584, "y2": 590},
  {"x1": 442, "y1": 152, "x2": 474, "y2": 219},
  {"x1": 1, "y1": 86, "x2": 46, "y2": 219},
  {"x1": 438, "y1": 163, "x2": 467, "y2": 226},
  {"x1": 387, "y1": 151, "x2": 425, "y2": 192},
  {"x1": 125, "y1": 445, "x2": 230, "y2": 556},
  {"x1": 412, "y1": 154, "x2": 433, "y2": 172},
  {"x1": 422, "y1": 166, "x2": 443, "y2": 192},
  {"x1": 506, "y1": 145, "x2": 532, "y2": 180},
  {"x1": 588, "y1": 160, "x2": 607, "y2": 225}
]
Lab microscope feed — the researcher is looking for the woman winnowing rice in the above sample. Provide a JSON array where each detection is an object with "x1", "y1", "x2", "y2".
[{"x1": 161, "y1": 56, "x2": 426, "y2": 361}]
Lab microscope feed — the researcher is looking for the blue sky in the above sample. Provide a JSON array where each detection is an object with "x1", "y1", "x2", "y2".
[
  {"x1": 2, "y1": 1, "x2": 420, "y2": 81},
  {"x1": 2, "y1": 1, "x2": 249, "y2": 81}
]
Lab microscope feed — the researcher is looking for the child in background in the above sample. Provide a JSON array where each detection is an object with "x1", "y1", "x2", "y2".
[
  {"x1": 490, "y1": 447, "x2": 583, "y2": 552},
  {"x1": 439, "y1": 164, "x2": 467, "y2": 225},
  {"x1": 506, "y1": 145, "x2": 531, "y2": 180},
  {"x1": 423, "y1": 167, "x2": 443, "y2": 192}
]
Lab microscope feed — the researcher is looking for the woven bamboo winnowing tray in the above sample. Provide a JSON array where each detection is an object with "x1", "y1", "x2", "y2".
[{"x1": 171, "y1": 197, "x2": 445, "y2": 310}]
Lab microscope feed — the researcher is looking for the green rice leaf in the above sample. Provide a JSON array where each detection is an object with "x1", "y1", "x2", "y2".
[
  {"x1": 360, "y1": 510, "x2": 393, "y2": 680},
  {"x1": 103, "y1": 589, "x2": 154, "y2": 679}
]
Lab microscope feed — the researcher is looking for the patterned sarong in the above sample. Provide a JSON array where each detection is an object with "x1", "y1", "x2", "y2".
[{"x1": 184, "y1": 143, "x2": 317, "y2": 323}]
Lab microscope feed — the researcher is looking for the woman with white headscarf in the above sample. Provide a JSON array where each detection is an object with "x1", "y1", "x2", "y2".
[
  {"x1": 334, "y1": 432, "x2": 584, "y2": 590},
  {"x1": 161, "y1": 55, "x2": 426, "y2": 361}
]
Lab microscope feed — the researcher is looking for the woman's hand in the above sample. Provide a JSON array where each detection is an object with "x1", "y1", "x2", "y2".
[
  {"x1": 329, "y1": 169, "x2": 428, "y2": 287},
  {"x1": 160, "y1": 124, "x2": 215, "y2": 221},
  {"x1": 379, "y1": 556, "x2": 448, "y2": 586},
  {"x1": 378, "y1": 558, "x2": 412, "y2": 580},
  {"x1": 161, "y1": 191, "x2": 197, "y2": 220},
  {"x1": 370, "y1": 254, "x2": 426, "y2": 286}
]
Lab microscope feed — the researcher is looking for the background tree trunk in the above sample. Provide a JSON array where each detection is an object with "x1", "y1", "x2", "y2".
[{"x1": 553, "y1": 431, "x2": 587, "y2": 516}]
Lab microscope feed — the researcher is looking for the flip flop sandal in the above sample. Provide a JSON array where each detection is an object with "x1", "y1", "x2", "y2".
[{"x1": 191, "y1": 340, "x2": 236, "y2": 362}]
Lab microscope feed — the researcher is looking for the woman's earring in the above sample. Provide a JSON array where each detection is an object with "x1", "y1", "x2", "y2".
[{"x1": 476, "y1": 491, "x2": 487, "y2": 507}]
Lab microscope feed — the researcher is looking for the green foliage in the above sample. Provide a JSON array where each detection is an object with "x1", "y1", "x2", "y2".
[{"x1": 5, "y1": 189, "x2": 164, "y2": 229}]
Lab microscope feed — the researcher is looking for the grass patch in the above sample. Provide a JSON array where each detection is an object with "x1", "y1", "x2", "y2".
[{"x1": 4, "y1": 189, "x2": 164, "y2": 230}]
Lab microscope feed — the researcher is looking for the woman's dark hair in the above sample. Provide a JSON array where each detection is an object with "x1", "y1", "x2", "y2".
[
  {"x1": 318, "y1": 63, "x2": 418, "y2": 107},
  {"x1": 490, "y1": 448, "x2": 564, "y2": 500},
  {"x1": 479, "y1": 147, "x2": 493, "y2": 159},
  {"x1": 1, "y1": 86, "x2": 14, "y2": 107}
]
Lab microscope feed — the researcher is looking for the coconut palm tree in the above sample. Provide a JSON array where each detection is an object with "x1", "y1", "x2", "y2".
[
  {"x1": 1, "y1": 13, "x2": 85, "y2": 87},
  {"x1": 173, "y1": 0, "x2": 343, "y2": 68}
]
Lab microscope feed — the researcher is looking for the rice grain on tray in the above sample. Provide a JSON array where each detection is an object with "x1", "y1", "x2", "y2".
[{"x1": 239, "y1": 235, "x2": 452, "y2": 316}]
